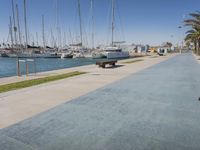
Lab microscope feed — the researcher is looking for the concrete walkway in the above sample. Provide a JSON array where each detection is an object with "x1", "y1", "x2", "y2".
[
  {"x1": 0, "y1": 54, "x2": 175, "y2": 128},
  {"x1": 1, "y1": 53, "x2": 200, "y2": 150}
]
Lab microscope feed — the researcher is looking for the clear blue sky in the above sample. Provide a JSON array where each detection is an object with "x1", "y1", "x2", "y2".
[{"x1": 0, "y1": 0, "x2": 200, "y2": 47}]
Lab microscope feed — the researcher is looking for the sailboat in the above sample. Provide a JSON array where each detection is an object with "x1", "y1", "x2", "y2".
[
  {"x1": 60, "y1": 0, "x2": 86, "y2": 59},
  {"x1": 102, "y1": 0, "x2": 129, "y2": 59},
  {"x1": 7, "y1": 0, "x2": 60, "y2": 58}
]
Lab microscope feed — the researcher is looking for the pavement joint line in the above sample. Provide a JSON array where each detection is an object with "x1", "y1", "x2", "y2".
[
  {"x1": 1, "y1": 134, "x2": 36, "y2": 150},
  {"x1": 116, "y1": 123, "x2": 195, "y2": 149}
]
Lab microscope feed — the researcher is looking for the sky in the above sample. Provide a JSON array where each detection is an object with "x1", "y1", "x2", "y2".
[{"x1": 0, "y1": 0, "x2": 200, "y2": 47}]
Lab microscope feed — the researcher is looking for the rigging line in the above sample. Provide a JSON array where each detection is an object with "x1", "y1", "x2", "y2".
[
  {"x1": 89, "y1": 0, "x2": 96, "y2": 48},
  {"x1": 81, "y1": 16, "x2": 89, "y2": 47},
  {"x1": 72, "y1": 1, "x2": 78, "y2": 43},
  {"x1": 69, "y1": 27, "x2": 74, "y2": 44},
  {"x1": 23, "y1": 0, "x2": 28, "y2": 49},
  {"x1": 77, "y1": 0, "x2": 83, "y2": 45},
  {"x1": 53, "y1": 0, "x2": 57, "y2": 35},
  {"x1": 86, "y1": 0, "x2": 93, "y2": 48},
  {"x1": 46, "y1": 29, "x2": 49, "y2": 47},
  {"x1": 42, "y1": 15, "x2": 45, "y2": 48},
  {"x1": 11, "y1": 0, "x2": 18, "y2": 45},
  {"x1": 116, "y1": 0, "x2": 125, "y2": 42},
  {"x1": 9, "y1": 16, "x2": 14, "y2": 49},
  {"x1": 16, "y1": 4, "x2": 22, "y2": 48},
  {"x1": 111, "y1": 0, "x2": 115, "y2": 46},
  {"x1": 106, "y1": 0, "x2": 112, "y2": 46},
  {"x1": 86, "y1": 0, "x2": 92, "y2": 33},
  {"x1": 6, "y1": 27, "x2": 10, "y2": 44},
  {"x1": 91, "y1": 0, "x2": 95, "y2": 49}
]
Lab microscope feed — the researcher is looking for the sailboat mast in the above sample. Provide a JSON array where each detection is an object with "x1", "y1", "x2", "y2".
[
  {"x1": 77, "y1": 0, "x2": 83, "y2": 46},
  {"x1": 91, "y1": 0, "x2": 94, "y2": 49},
  {"x1": 16, "y1": 4, "x2": 22, "y2": 48},
  {"x1": 11, "y1": 0, "x2": 17, "y2": 46},
  {"x1": 50, "y1": 29, "x2": 54, "y2": 47},
  {"x1": 55, "y1": 0, "x2": 61, "y2": 48},
  {"x1": 9, "y1": 16, "x2": 14, "y2": 49},
  {"x1": 64, "y1": 32, "x2": 66, "y2": 47},
  {"x1": 111, "y1": 0, "x2": 115, "y2": 46},
  {"x1": 42, "y1": 15, "x2": 46, "y2": 48},
  {"x1": 36, "y1": 32, "x2": 39, "y2": 47},
  {"x1": 23, "y1": 0, "x2": 28, "y2": 50},
  {"x1": 69, "y1": 28, "x2": 74, "y2": 44}
]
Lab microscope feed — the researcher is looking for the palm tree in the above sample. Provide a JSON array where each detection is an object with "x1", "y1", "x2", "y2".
[
  {"x1": 184, "y1": 12, "x2": 200, "y2": 55},
  {"x1": 185, "y1": 29, "x2": 200, "y2": 54}
]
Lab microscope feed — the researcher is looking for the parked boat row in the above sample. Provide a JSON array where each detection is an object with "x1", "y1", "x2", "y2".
[
  {"x1": 0, "y1": 0, "x2": 131, "y2": 60},
  {"x1": 0, "y1": 49, "x2": 130, "y2": 59},
  {"x1": 8, "y1": 52, "x2": 60, "y2": 58}
]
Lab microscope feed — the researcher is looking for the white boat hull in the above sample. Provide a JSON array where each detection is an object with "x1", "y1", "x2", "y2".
[
  {"x1": 92, "y1": 52, "x2": 106, "y2": 59},
  {"x1": 73, "y1": 53, "x2": 85, "y2": 58},
  {"x1": 104, "y1": 51, "x2": 129, "y2": 59},
  {"x1": 61, "y1": 53, "x2": 73, "y2": 59},
  {"x1": 8, "y1": 53, "x2": 60, "y2": 58}
]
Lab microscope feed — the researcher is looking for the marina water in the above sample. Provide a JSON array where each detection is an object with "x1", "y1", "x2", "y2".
[{"x1": 0, "y1": 57, "x2": 100, "y2": 78}]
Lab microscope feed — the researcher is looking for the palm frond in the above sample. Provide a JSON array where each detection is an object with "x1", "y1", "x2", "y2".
[
  {"x1": 189, "y1": 12, "x2": 200, "y2": 20},
  {"x1": 186, "y1": 30, "x2": 196, "y2": 34}
]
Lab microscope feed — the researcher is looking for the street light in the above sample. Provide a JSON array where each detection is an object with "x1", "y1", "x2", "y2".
[{"x1": 178, "y1": 26, "x2": 184, "y2": 54}]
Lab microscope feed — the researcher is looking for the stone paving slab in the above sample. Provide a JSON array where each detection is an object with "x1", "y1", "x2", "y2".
[{"x1": 0, "y1": 135, "x2": 34, "y2": 150}]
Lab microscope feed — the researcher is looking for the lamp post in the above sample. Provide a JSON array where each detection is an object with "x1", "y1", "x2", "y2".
[{"x1": 178, "y1": 26, "x2": 183, "y2": 54}]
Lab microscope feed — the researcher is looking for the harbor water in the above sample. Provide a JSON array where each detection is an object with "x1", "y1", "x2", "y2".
[{"x1": 0, "y1": 57, "x2": 102, "y2": 78}]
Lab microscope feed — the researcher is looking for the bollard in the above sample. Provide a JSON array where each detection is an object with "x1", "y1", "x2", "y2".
[
  {"x1": 18, "y1": 59, "x2": 35, "y2": 77},
  {"x1": 19, "y1": 59, "x2": 26, "y2": 77},
  {"x1": 26, "y1": 61, "x2": 29, "y2": 76},
  {"x1": 26, "y1": 59, "x2": 35, "y2": 76},
  {"x1": 17, "y1": 58, "x2": 21, "y2": 77}
]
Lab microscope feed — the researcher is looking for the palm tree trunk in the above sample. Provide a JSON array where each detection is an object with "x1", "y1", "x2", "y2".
[
  {"x1": 194, "y1": 41, "x2": 197, "y2": 54},
  {"x1": 198, "y1": 40, "x2": 200, "y2": 55}
]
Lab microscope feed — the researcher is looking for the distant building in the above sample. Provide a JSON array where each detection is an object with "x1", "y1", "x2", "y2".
[
  {"x1": 120, "y1": 45, "x2": 135, "y2": 51},
  {"x1": 135, "y1": 45, "x2": 149, "y2": 53},
  {"x1": 157, "y1": 47, "x2": 169, "y2": 56}
]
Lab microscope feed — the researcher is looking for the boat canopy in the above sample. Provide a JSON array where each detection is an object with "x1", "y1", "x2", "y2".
[
  {"x1": 69, "y1": 43, "x2": 82, "y2": 47},
  {"x1": 113, "y1": 41, "x2": 126, "y2": 44},
  {"x1": 27, "y1": 45, "x2": 41, "y2": 49}
]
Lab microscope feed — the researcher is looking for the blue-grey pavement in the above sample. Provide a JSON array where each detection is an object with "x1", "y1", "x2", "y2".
[{"x1": 0, "y1": 53, "x2": 200, "y2": 150}]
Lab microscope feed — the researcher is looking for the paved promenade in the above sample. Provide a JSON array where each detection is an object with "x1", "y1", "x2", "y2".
[
  {"x1": 1, "y1": 53, "x2": 200, "y2": 150},
  {"x1": 0, "y1": 54, "x2": 174, "y2": 128}
]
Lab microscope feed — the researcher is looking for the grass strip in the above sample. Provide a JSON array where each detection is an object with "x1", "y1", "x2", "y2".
[
  {"x1": 150, "y1": 56, "x2": 159, "y2": 58},
  {"x1": 123, "y1": 59, "x2": 144, "y2": 64},
  {"x1": 0, "y1": 71, "x2": 86, "y2": 93}
]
